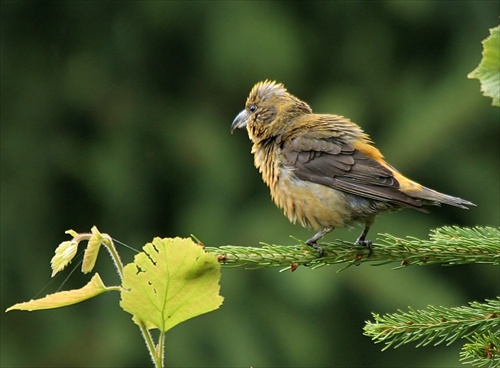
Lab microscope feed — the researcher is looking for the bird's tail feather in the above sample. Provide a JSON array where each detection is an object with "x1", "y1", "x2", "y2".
[{"x1": 415, "y1": 187, "x2": 476, "y2": 209}]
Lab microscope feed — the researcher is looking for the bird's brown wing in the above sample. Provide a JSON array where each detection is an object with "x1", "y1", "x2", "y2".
[{"x1": 282, "y1": 136, "x2": 426, "y2": 210}]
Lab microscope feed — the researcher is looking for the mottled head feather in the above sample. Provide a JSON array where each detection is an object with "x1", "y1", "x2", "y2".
[{"x1": 247, "y1": 80, "x2": 287, "y2": 105}]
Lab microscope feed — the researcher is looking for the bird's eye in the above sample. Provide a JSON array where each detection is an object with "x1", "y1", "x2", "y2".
[{"x1": 248, "y1": 104, "x2": 257, "y2": 113}]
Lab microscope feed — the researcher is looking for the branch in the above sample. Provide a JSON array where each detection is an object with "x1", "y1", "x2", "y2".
[
  {"x1": 204, "y1": 226, "x2": 499, "y2": 271},
  {"x1": 460, "y1": 331, "x2": 500, "y2": 368},
  {"x1": 364, "y1": 298, "x2": 500, "y2": 367}
]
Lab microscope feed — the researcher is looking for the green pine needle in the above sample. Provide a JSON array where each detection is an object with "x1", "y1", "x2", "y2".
[
  {"x1": 460, "y1": 331, "x2": 500, "y2": 368},
  {"x1": 364, "y1": 298, "x2": 500, "y2": 367},
  {"x1": 204, "y1": 226, "x2": 500, "y2": 271},
  {"x1": 364, "y1": 298, "x2": 499, "y2": 350}
]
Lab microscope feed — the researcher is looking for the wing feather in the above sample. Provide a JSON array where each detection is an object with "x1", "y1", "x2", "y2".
[{"x1": 282, "y1": 136, "x2": 426, "y2": 210}]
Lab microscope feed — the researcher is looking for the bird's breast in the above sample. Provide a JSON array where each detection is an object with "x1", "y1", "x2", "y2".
[
  {"x1": 253, "y1": 141, "x2": 381, "y2": 230},
  {"x1": 271, "y1": 166, "x2": 355, "y2": 230}
]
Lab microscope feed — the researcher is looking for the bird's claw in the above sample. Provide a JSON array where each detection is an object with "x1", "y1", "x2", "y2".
[
  {"x1": 306, "y1": 240, "x2": 324, "y2": 257},
  {"x1": 355, "y1": 239, "x2": 373, "y2": 257}
]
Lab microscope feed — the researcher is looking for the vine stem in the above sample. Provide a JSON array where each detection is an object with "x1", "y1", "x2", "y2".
[{"x1": 87, "y1": 229, "x2": 164, "y2": 368}]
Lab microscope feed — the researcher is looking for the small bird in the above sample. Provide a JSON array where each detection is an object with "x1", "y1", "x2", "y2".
[{"x1": 231, "y1": 80, "x2": 475, "y2": 256}]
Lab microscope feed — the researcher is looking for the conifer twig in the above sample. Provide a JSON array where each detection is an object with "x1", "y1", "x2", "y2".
[
  {"x1": 204, "y1": 226, "x2": 499, "y2": 270},
  {"x1": 460, "y1": 331, "x2": 500, "y2": 368},
  {"x1": 364, "y1": 298, "x2": 499, "y2": 349},
  {"x1": 364, "y1": 298, "x2": 500, "y2": 367}
]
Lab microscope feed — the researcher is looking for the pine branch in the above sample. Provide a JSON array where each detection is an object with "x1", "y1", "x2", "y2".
[
  {"x1": 460, "y1": 331, "x2": 500, "y2": 368},
  {"x1": 206, "y1": 226, "x2": 499, "y2": 366},
  {"x1": 204, "y1": 226, "x2": 499, "y2": 271},
  {"x1": 364, "y1": 298, "x2": 500, "y2": 366}
]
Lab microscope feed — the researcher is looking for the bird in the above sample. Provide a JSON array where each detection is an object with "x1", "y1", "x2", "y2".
[{"x1": 231, "y1": 80, "x2": 475, "y2": 257}]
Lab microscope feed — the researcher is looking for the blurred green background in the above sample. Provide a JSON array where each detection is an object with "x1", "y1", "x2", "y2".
[{"x1": 1, "y1": 1, "x2": 499, "y2": 367}]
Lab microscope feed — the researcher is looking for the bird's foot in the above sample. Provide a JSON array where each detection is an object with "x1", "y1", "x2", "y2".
[
  {"x1": 305, "y1": 227, "x2": 332, "y2": 258},
  {"x1": 355, "y1": 238, "x2": 373, "y2": 257},
  {"x1": 305, "y1": 239, "x2": 324, "y2": 258}
]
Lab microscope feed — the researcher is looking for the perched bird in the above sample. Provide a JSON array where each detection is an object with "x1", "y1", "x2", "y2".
[{"x1": 231, "y1": 80, "x2": 475, "y2": 256}]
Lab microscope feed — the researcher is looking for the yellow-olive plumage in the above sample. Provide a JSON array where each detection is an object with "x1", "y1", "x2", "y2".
[{"x1": 231, "y1": 80, "x2": 474, "y2": 256}]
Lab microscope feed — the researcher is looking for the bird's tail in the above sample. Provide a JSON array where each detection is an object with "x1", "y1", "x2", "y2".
[{"x1": 413, "y1": 186, "x2": 476, "y2": 209}]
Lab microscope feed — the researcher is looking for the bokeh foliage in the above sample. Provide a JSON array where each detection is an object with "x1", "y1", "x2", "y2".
[{"x1": 1, "y1": 1, "x2": 498, "y2": 367}]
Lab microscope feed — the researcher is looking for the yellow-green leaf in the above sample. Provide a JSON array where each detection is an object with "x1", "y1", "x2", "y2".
[
  {"x1": 468, "y1": 25, "x2": 500, "y2": 107},
  {"x1": 82, "y1": 226, "x2": 104, "y2": 274},
  {"x1": 50, "y1": 239, "x2": 79, "y2": 277},
  {"x1": 6, "y1": 273, "x2": 119, "y2": 312},
  {"x1": 120, "y1": 237, "x2": 223, "y2": 332}
]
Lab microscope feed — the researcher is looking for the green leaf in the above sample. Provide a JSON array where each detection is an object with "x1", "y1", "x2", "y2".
[
  {"x1": 6, "y1": 273, "x2": 120, "y2": 312},
  {"x1": 468, "y1": 25, "x2": 500, "y2": 107},
  {"x1": 50, "y1": 238, "x2": 79, "y2": 277},
  {"x1": 82, "y1": 226, "x2": 104, "y2": 274},
  {"x1": 120, "y1": 237, "x2": 224, "y2": 332}
]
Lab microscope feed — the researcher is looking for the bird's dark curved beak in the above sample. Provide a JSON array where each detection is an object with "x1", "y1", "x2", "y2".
[{"x1": 231, "y1": 109, "x2": 248, "y2": 134}]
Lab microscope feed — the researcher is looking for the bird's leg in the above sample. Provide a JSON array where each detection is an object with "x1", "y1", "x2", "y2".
[
  {"x1": 355, "y1": 218, "x2": 374, "y2": 256},
  {"x1": 306, "y1": 227, "x2": 333, "y2": 257}
]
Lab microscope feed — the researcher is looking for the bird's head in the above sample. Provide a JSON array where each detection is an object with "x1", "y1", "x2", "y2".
[{"x1": 231, "y1": 80, "x2": 312, "y2": 142}]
